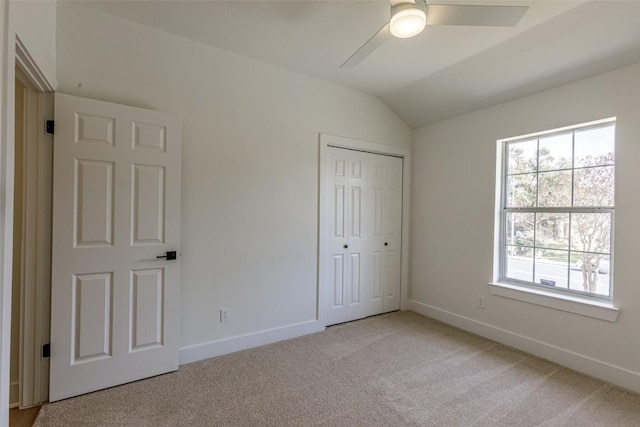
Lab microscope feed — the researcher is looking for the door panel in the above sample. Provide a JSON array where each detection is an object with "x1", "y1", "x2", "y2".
[
  {"x1": 75, "y1": 159, "x2": 114, "y2": 247},
  {"x1": 333, "y1": 184, "x2": 345, "y2": 238},
  {"x1": 350, "y1": 186, "x2": 361, "y2": 238},
  {"x1": 131, "y1": 164, "x2": 165, "y2": 245},
  {"x1": 76, "y1": 113, "x2": 114, "y2": 146},
  {"x1": 349, "y1": 253, "x2": 361, "y2": 305},
  {"x1": 132, "y1": 121, "x2": 167, "y2": 152},
  {"x1": 72, "y1": 272, "x2": 112, "y2": 363},
  {"x1": 130, "y1": 268, "x2": 164, "y2": 351},
  {"x1": 50, "y1": 94, "x2": 181, "y2": 401},
  {"x1": 372, "y1": 251, "x2": 382, "y2": 301},
  {"x1": 332, "y1": 255, "x2": 344, "y2": 309},
  {"x1": 374, "y1": 187, "x2": 383, "y2": 236}
]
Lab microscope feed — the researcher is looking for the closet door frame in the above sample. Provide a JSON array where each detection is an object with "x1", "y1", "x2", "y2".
[{"x1": 318, "y1": 133, "x2": 410, "y2": 330}]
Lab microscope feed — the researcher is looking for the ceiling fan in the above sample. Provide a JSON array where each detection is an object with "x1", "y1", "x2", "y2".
[{"x1": 340, "y1": 0, "x2": 529, "y2": 69}]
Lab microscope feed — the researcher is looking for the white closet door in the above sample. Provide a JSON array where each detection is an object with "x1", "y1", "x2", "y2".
[
  {"x1": 326, "y1": 148, "x2": 367, "y2": 325},
  {"x1": 49, "y1": 94, "x2": 182, "y2": 401},
  {"x1": 325, "y1": 147, "x2": 402, "y2": 326},
  {"x1": 345, "y1": 151, "x2": 371, "y2": 322},
  {"x1": 382, "y1": 155, "x2": 403, "y2": 312},
  {"x1": 366, "y1": 152, "x2": 385, "y2": 316}
]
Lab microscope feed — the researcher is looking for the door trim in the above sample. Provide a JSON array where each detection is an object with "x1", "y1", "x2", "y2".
[
  {"x1": 1, "y1": 1, "x2": 13, "y2": 422},
  {"x1": 317, "y1": 133, "x2": 411, "y2": 330},
  {"x1": 15, "y1": 36, "x2": 55, "y2": 93},
  {"x1": 13, "y1": 69, "x2": 53, "y2": 408},
  {"x1": 1, "y1": 27, "x2": 55, "y2": 421},
  {"x1": 1, "y1": 21, "x2": 57, "y2": 425}
]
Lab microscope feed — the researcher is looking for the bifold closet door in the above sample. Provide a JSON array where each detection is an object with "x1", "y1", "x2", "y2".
[
  {"x1": 368, "y1": 153, "x2": 402, "y2": 315},
  {"x1": 326, "y1": 149, "x2": 367, "y2": 325},
  {"x1": 325, "y1": 147, "x2": 402, "y2": 326}
]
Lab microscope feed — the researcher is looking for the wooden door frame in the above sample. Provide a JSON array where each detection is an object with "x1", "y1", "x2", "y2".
[
  {"x1": 0, "y1": 23, "x2": 54, "y2": 423},
  {"x1": 317, "y1": 133, "x2": 411, "y2": 330},
  {"x1": 0, "y1": 1, "x2": 13, "y2": 422},
  {"x1": 14, "y1": 47, "x2": 54, "y2": 408}
]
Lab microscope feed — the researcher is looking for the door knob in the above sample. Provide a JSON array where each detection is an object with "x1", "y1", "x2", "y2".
[
  {"x1": 343, "y1": 244, "x2": 349, "y2": 249},
  {"x1": 157, "y1": 251, "x2": 177, "y2": 260}
]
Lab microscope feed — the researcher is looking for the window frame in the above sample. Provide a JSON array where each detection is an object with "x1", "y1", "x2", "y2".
[{"x1": 498, "y1": 119, "x2": 616, "y2": 302}]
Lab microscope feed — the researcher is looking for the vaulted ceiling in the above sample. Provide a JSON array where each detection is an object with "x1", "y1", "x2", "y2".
[{"x1": 78, "y1": 1, "x2": 640, "y2": 128}]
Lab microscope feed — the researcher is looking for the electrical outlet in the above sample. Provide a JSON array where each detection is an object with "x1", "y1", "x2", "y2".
[
  {"x1": 476, "y1": 296, "x2": 485, "y2": 309},
  {"x1": 220, "y1": 308, "x2": 230, "y2": 322}
]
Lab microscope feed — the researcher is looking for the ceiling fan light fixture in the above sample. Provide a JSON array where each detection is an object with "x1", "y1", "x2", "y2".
[{"x1": 390, "y1": 1, "x2": 427, "y2": 39}]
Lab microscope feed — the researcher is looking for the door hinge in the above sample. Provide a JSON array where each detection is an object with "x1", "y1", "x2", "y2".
[
  {"x1": 42, "y1": 343, "x2": 50, "y2": 358},
  {"x1": 45, "y1": 120, "x2": 54, "y2": 135}
]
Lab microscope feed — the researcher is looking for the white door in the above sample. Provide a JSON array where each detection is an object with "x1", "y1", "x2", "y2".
[
  {"x1": 325, "y1": 147, "x2": 402, "y2": 326},
  {"x1": 381, "y1": 154, "x2": 403, "y2": 312},
  {"x1": 49, "y1": 94, "x2": 181, "y2": 401},
  {"x1": 326, "y1": 149, "x2": 368, "y2": 325}
]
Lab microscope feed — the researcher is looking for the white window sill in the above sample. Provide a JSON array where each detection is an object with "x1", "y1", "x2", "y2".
[{"x1": 488, "y1": 281, "x2": 619, "y2": 322}]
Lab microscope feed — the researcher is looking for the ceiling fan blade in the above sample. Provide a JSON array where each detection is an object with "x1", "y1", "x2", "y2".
[
  {"x1": 340, "y1": 23, "x2": 391, "y2": 69},
  {"x1": 426, "y1": 4, "x2": 529, "y2": 27}
]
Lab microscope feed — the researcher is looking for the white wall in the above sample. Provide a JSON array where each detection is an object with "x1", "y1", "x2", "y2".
[
  {"x1": 10, "y1": 0, "x2": 56, "y2": 86},
  {"x1": 411, "y1": 62, "x2": 640, "y2": 391},
  {"x1": 56, "y1": 3, "x2": 411, "y2": 355}
]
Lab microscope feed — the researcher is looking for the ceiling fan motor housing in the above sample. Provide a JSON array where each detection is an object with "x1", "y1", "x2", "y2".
[{"x1": 390, "y1": 0, "x2": 427, "y2": 39}]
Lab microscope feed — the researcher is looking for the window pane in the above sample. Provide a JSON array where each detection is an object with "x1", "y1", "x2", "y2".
[
  {"x1": 574, "y1": 125, "x2": 615, "y2": 168},
  {"x1": 534, "y1": 249, "x2": 569, "y2": 289},
  {"x1": 569, "y1": 252, "x2": 610, "y2": 296},
  {"x1": 573, "y1": 166, "x2": 614, "y2": 207},
  {"x1": 508, "y1": 139, "x2": 537, "y2": 174},
  {"x1": 505, "y1": 246, "x2": 533, "y2": 282},
  {"x1": 570, "y1": 213, "x2": 611, "y2": 254},
  {"x1": 506, "y1": 174, "x2": 536, "y2": 207},
  {"x1": 539, "y1": 133, "x2": 572, "y2": 171},
  {"x1": 535, "y1": 213, "x2": 569, "y2": 250},
  {"x1": 505, "y1": 212, "x2": 534, "y2": 246},
  {"x1": 538, "y1": 170, "x2": 571, "y2": 207},
  {"x1": 501, "y1": 121, "x2": 615, "y2": 298}
]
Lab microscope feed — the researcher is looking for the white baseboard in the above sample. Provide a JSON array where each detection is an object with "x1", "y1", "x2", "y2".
[
  {"x1": 409, "y1": 300, "x2": 640, "y2": 394},
  {"x1": 179, "y1": 320, "x2": 320, "y2": 365},
  {"x1": 9, "y1": 381, "x2": 18, "y2": 408}
]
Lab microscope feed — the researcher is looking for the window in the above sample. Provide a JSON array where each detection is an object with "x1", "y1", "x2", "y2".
[{"x1": 500, "y1": 119, "x2": 615, "y2": 299}]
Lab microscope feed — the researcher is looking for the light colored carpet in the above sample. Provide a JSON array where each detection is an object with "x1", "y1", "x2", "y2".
[{"x1": 35, "y1": 311, "x2": 640, "y2": 426}]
